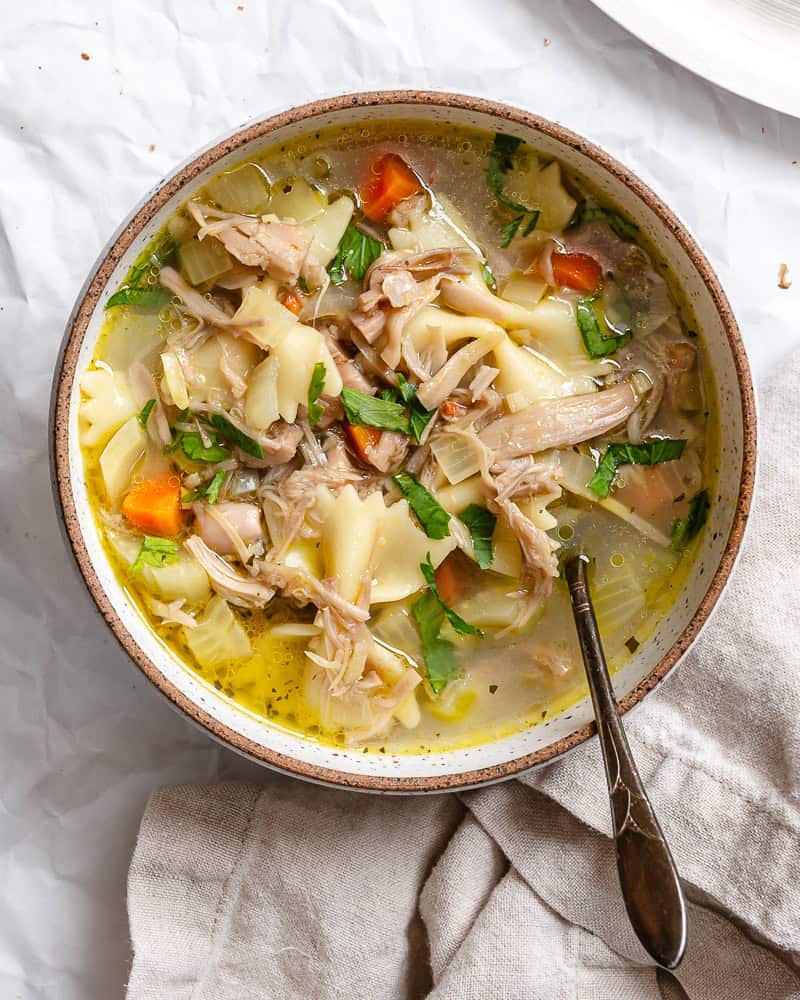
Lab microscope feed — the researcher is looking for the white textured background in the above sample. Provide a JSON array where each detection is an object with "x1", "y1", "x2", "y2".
[{"x1": 1, "y1": 1, "x2": 798, "y2": 996}]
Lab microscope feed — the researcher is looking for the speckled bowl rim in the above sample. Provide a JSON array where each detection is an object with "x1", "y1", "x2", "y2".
[{"x1": 50, "y1": 90, "x2": 756, "y2": 794}]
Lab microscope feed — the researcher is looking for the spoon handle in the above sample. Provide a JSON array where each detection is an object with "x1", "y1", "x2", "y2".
[{"x1": 564, "y1": 554, "x2": 688, "y2": 970}]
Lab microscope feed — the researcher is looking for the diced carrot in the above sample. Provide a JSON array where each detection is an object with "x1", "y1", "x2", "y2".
[
  {"x1": 122, "y1": 475, "x2": 183, "y2": 537},
  {"x1": 344, "y1": 422, "x2": 382, "y2": 464},
  {"x1": 550, "y1": 251, "x2": 603, "y2": 293},
  {"x1": 279, "y1": 289, "x2": 303, "y2": 314},
  {"x1": 360, "y1": 153, "x2": 423, "y2": 222},
  {"x1": 613, "y1": 465, "x2": 680, "y2": 524},
  {"x1": 441, "y1": 399, "x2": 467, "y2": 418},
  {"x1": 434, "y1": 550, "x2": 480, "y2": 606},
  {"x1": 434, "y1": 553, "x2": 461, "y2": 606}
]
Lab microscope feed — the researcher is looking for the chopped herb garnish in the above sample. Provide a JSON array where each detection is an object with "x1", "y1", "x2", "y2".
[
  {"x1": 328, "y1": 224, "x2": 383, "y2": 285},
  {"x1": 458, "y1": 504, "x2": 496, "y2": 569},
  {"x1": 670, "y1": 489, "x2": 710, "y2": 551},
  {"x1": 588, "y1": 439, "x2": 686, "y2": 498},
  {"x1": 574, "y1": 206, "x2": 638, "y2": 241},
  {"x1": 396, "y1": 374, "x2": 436, "y2": 444},
  {"x1": 138, "y1": 398, "x2": 156, "y2": 428},
  {"x1": 132, "y1": 535, "x2": 180, "y2": 572},
  {"x1": 307, "y1": 362, "x2": 326, "y2": 426},
  {"x1": 576, "y1": 295, "x2": 632, "y2": 358},
  {"x1": 412, "y1": 591, "x2": 456, "y2": 694},
  {"x1": 297, "y1": 276, "x2": 310, "y2": 294},
  {"x1": 106, "y1": 231, "x2": 176, "y2": 310},
  {"x1": 481, "y1": 263, "x2": 497, "y2": 292},
  {"x1": 500, "y1": 215, "x2": 524, "y2": 248},
  {"x1": 200, "y1": 413, "x2": 264, "y2": 460},
  {"x1": 420, "y1": 553, "x2": 484, "y2": 637},
  {"x1": 625, "y1": 636, "x2": 640, "y2": 654},
  {"x1": 204, "y1": 470, "x2": 226, "y2": 504},
  {"x1": 341, "y1": 387, "x2": 411, "y2": 434},
  {"x1": 392, "y1": 474, "x2": 451, "y2": 539},
  {"x1": 174, "y1": 430, "x2": 231, "y2": 464},
  {"x1": 487, "y1": 133, "x2": 541, "y2": 246},
  {"x1": 181, "y1": 468, "x2": 226, "y2": 505},
  {"x1": 106, "y1": 287, "x2": 172, "y2": 310}
]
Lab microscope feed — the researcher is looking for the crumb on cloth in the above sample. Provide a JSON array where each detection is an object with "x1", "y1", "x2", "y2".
[{"x1": 779, "y1": 263, "x2": 792, "y2": 289}]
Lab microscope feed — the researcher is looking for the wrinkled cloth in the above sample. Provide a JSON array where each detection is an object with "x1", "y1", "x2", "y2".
[{"x1": 127, "y1": 354, "x2": 800, "y2": 999}]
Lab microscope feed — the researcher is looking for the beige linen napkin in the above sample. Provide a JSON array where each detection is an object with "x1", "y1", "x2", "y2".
[{"x1": 127, "y1": 352, "x2": 800, "y2": 1000}]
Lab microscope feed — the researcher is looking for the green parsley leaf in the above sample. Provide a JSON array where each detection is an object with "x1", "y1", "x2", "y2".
[
  {"x1": 177, "y1": 431, "x2": 231, "y2": 464},
  {"x1": 576, "y1": 296, "x2": 632, "y2": 359},
  {"x1": 297, "y1": 276, "x2": 310, "y2": 294},
  {"x1": 412, "y1": 591, "x2": 457, "y2": 694},
  {"x1": 588, "y1": 439, "x2": 687, "y2": 499},
  {"x1": 487, "y1": 134, "x2": 530, "y2": 214},
  {"x1": 522, "y1": 212, "x2": 541, "y2": 237},
  {"x1": 481, "y1": 263, "x2": 497, "y2": 292},
  {"x1": 392, "y1": 474, "x2": 451, "y2": 539},
  {"x1": 487, "y1": 133, "x2": 541, "y2": 246},
  {"x1": 458, "y1": 504, "x2": 496, "y2": 569},
  {"x1": 138, "y1": 398, "x2": 156, "y2": 428},
  {"x1": 132, "y1": 535, "x2": 180, "y2": 572},
  {"x1": 106, "y1": 287, "x2": 172, "y2": 310},
  {"x1": 201, "y1": 413, "x2": 264, "y2": 460},
  {"x1": 341, "y1": 387, "x2": 411, "y2": 434},
  {"x1": 420, "y1": 554, "x2": 484, "y2": 637},
  {"x1": 204, "y1": 470, "x2": 226, "y2": 504},
  {"x1": 182, "y1": 469, "x2": 227, "y2": 504},
  {"x1": 670, "y1": 489, "x2": 710, "y2": 551},
  {"x1": 328, "y1": 224, "x2": 383, "y2": 285},
  {"x1": 575, "y1": 207, "x2": 638, "y2": 241},
  {"x1": 307, "y1": 362, "x2": 327, "y2": 426},
  {"x1": 106, "y1": 231, "x2": 176, "y2": 310},
  {"x1": 500, "y1": 215, "x2": 524, "y2": 249},
  {"x1": 396, "y1": 374, "x2": 436, "y2": 444}
]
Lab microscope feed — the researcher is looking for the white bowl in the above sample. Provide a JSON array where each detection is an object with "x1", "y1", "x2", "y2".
[{"x1": 51, "y1": 91, "x2": 756, "y2": 792}]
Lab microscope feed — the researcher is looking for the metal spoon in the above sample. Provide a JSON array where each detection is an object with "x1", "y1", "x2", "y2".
[{"x1": 564, "y1": 553, "x2": 688, "y2": 969}]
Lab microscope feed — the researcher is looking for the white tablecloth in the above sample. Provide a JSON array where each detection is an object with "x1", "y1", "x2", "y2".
[{"x1": 1, "y1": 1, "x2": 798, "y2": 996}]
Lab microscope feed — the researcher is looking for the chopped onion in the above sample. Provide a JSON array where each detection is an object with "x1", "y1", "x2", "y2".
[
  {"x1": 430, "y1": 432, "x2": 482, "y2": 485},
  {"x1": 228, "y1": 469, "x2": 260, "y2": 498},
  {"x1": 205, "y1": 163, "x2": 270, "y2": 215},
  {"x1": 160, "y1": 352, "x2": 190, "y2": 409},
  {"x1": 178, "y1": 238, "x2": 233, "y2": 287}
]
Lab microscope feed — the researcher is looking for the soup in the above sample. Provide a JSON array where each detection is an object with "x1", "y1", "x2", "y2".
[{"x1": 79, "y1": 121, "x2": 714, "y2": 752}]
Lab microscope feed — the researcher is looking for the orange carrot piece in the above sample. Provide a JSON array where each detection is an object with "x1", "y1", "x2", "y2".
[
  {"x1": 434, "y1": 553, "x2": 462, "y2": 606},
  {"x1": 550, "y1": 251, "x2": 603, "y2": 293},
  {"x1": 280, "y1": 289, "x2": 303, "y2": 314},
  {"x1": 122, "y1": 475, "x2": 183, "y2": 537},
  {"x1": 344, "y1": 422, "x2": 382, "y2": 464},
  {"x1": 360, "y1": 153, "x2": 423, "y2": 223},
  {"x1": 441, "y1": 399, "x2": 467, "y2": 418},
  {"x1": 613, "y1": 465, "x2": 678, "y2": 521}
]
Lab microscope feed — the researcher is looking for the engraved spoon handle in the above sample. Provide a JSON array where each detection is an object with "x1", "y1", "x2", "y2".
[{"x1": 565, "y1": 554, "x2": 688, "y2": 970}]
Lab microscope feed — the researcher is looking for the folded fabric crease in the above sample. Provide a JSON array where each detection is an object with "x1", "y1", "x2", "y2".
[{"x1": 126, "y1": 353, "x2": 800, "y2": 999}]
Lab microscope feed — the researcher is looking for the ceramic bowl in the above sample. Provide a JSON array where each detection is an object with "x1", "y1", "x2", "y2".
[{"x1": 50, "y1": 91, "x2": 756, "y2": 792}]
